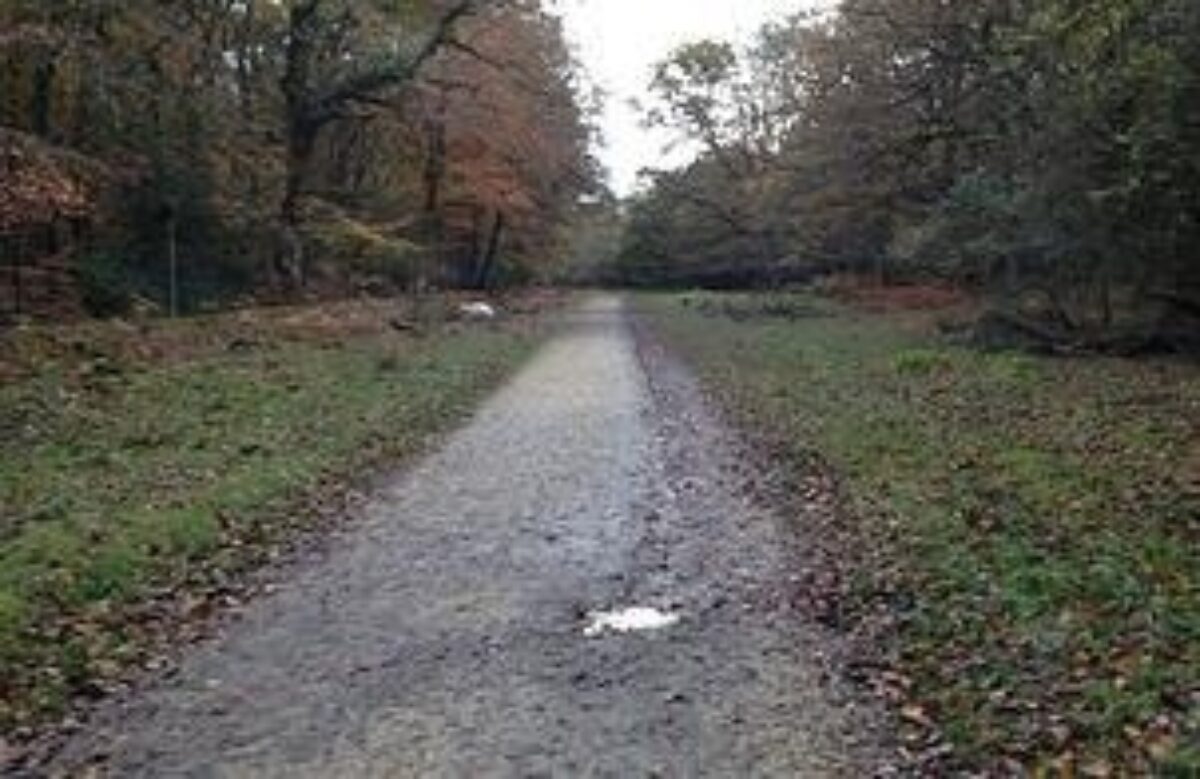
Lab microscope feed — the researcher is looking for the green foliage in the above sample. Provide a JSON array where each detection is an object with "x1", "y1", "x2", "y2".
[
  {"x1": 304, "y1": 212, "x2": 423, "y2": 287},
  {"x1": 617, "y1": 162, "x2": 786, "y2": 287},
  {"x1": 75, "y1": 252, "x2": 135, "y2": 317},
  {"x1": 892, "y1": 348, "x2": 950, "y2": 376},
  {"x1": 890, "y1": 175, "x2": 1026, "y2": 284},
  {"x1": 628, "y1": 0, "x2": 1200, "y2": 325}
]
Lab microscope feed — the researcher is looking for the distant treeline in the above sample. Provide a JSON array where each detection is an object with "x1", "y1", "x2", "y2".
[{"x1": 611, "y1": 0, "x2": 1200, "y2": 348}]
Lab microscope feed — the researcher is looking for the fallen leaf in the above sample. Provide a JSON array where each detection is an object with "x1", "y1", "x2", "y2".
[{"x1": 901, "y1": 704, "x2": 934, "y2": 728}]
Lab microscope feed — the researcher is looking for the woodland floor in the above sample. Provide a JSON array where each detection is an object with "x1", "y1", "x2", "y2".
[
  {"x1": 3, "y1": 290, "x2": 1196, "y2": 776},
  {"x1": 25, "y1": 294, "x2": 884, "y2": 776},
  {"x1": 640, "y1": 290, "x2": 1199, "y2": 775},
  {"x1": 0, "y1": 293, "x2": 561, "y2": 747}
]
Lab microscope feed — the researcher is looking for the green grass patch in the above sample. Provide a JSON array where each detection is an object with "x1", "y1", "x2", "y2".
[
  {"x1": 0, "y1": 311, "x2": 548, "y2": 730},
  {"x1": 639, "y1": 291, "x2": 1199, "y2": 773}
]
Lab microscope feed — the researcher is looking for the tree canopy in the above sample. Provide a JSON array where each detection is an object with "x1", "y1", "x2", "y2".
[
  {"x1": 618, "y1": 0, "x2": 1200, "y2": 345},
  {"x1": 0, "y1": 0, "x2": 598, "y2": 315}
]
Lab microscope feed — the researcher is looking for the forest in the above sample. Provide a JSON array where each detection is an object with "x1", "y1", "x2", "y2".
[
  {"x1": 1, "y1": 0, "x2": 1198, "y2": 775},
  {"x1": 616, "y1": 0, "x2": 1200, "y2": 353},
  {"x1": 0, "y1": 0, "x2": 597, "y2": 318},
  {"x1": 3, "y1": 0, "x2": 1198, "y2": 353}
]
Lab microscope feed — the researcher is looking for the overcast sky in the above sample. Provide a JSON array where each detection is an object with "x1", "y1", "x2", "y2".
[{"x1": 553, "y1": 0, "x2": 829, "y2": 196}]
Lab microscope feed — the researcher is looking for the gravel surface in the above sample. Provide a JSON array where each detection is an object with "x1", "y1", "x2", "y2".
[{"x1": 43, "y1": 295, "x2": 881, "y2": 777}]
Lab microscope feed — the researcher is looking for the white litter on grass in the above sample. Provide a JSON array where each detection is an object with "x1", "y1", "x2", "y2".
[
  {"x1": 583, "y1": 607, "x2": 680, "y2": 638},
  {"x1": 459, "y1": 302, "x2": 497, "y2": 320}
]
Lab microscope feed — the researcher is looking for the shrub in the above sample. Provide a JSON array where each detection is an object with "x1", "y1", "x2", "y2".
[
  {"x1": 893, "y1": 348, "x2": 952, "y2": 375},
  {"x1": 75, "y1": 252, "x2": 135, "y2": 316},
  {"x1": 304, "y1": 213, "x2": 423, "y2": 289}
]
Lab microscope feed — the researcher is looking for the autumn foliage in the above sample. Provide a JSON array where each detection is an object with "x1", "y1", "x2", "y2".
[{"x1": 0, "y1": 0, "x2": 596, "y2": 318}]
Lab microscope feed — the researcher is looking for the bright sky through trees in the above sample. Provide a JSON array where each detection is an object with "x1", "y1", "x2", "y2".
[{"x1": 555, "y1": 0, "x2": 832, "y2": 195}]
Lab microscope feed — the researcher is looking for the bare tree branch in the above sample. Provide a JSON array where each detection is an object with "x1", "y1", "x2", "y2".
[{"x1": 306, "y1": 0, "x2": 485, "y2": 129}]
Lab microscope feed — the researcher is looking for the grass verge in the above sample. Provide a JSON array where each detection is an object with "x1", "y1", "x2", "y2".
[
  {"x1": 0, "y1": 297, "x2": 555, "y2": 733},
  {"x1": 638, "y1": 291, "x2": 1199, "y2": 774}
]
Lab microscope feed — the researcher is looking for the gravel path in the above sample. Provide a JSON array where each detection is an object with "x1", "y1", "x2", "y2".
[{"x1": 46, "y1": 295, "x2": 879, "y2": 777}]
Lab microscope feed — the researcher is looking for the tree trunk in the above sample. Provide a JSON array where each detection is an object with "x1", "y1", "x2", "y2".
[
  {"x1": 1100, "y1": 270, "x2": 1113, "y2": 331},
  {"x1": 31, "y1": 57, "x2": 56, "y2": 138},
  {"x1": 276, "y1": 0, "x2": 322, "y2": 291},
  {"x1": 420, "y1": 116, "x2": 448, "y2": 290},
  {"x1": 423, "y1": 118, "x2": 447, "y2": 217},
  {"x1": 467, "y1": 205, "x2": 484, "y2": 287},
  {"x1": 1004, "y1": 253, "x2": 1020, "y2": 295},
  {"x1": 475, "y1": 211, "x2": 505, "y2": 290},
  {"x1": 12, "y1": 234, "x2": 24, "y2": 318},
  {"x1": 167, "y1": 214, "x2": 178, "y2": 318},
  {"x1": 277, "y1": 121, "x2": 316, "y2": 288}
]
